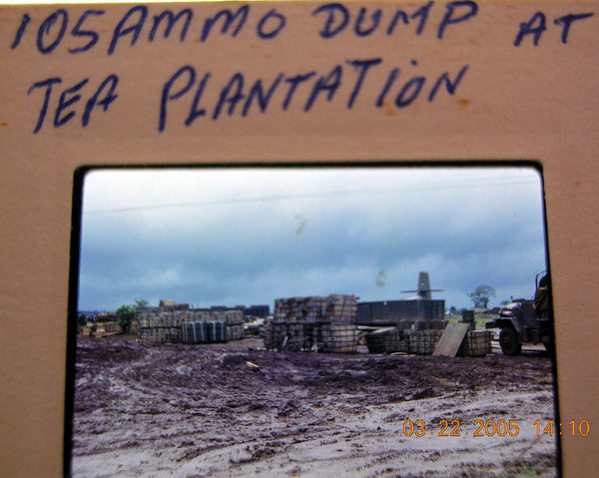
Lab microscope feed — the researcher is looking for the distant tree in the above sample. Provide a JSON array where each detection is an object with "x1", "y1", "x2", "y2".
[
  {"x1": 116, "y1": 304, "x2": 136, "y2": 334},
  {"x1": 77, "y1": 313, "x2": 88, "y2": 333},
  {"x1": 449, "y1": 306, "x2": 458, "y2": 315},
  {"x1": 500, "y1": 299, "x2": 510, "y2": 306},
  {"x1": 467, "y1": 285, "x2": 497, "y2": 309},
  {"x1": 134, "y1": 299, "x2": 150, "y2": 308}
]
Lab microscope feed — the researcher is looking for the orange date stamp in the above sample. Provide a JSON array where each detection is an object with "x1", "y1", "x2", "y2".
[{"x1": 400, "y1": 419, "x2": 590, "y2": 437}]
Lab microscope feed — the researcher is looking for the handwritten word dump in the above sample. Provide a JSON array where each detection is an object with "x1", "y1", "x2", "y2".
[{"x1": 11, "y1": 2, "x2": 482, "y2": 56}]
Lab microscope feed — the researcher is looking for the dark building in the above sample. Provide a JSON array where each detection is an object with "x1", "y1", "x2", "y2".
[
  {"x1": 357, "y1": 299, "x2": 445, "y2": 325},
  {"x1": 357, "y1": 272, "x2": 445, "y2": 326},
  {"x1": 245, "y1": 305, "x2": 270, "y2": 317}
]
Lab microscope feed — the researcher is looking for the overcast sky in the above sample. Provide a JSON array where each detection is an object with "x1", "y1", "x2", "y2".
[{"x1": 77, "y1": 166, "x2": 547, "y2": 312}]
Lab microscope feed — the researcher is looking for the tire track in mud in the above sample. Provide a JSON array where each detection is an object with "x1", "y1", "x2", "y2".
[{"x1": 71, "y1": 338, "x2": 557, "y2": 477}]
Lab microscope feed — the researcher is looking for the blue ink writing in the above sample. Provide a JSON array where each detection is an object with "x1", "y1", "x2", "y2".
[
  {"x1": 69, "y1": 10, "x2": 105, "y2": 54},
  {"x1": 109, "y1": 5, "x2": 147, "y2": 55},
  {"x1": 83, "y1": 75, "x2": 119, "y2": 127},
  {"x1": 28, "y1": 78, "x2": 62, "y2": 133},
  {"x1": 185, "y1": 73, "x2": 211, "y2": 127},
  {"x1": 554, "y1": 13, "x2": 594, "y2": 44},
  {"x1": 37, "y1": 9, "x2": 68, "y2": 54},
  {"x1": 10, "y1": 14, "x2": 30, "y2": 50},
  {"x1": 160, "y1": 65, "x2": 196, "y2": 132},
  {"x1": 514, "y1": 12, "x2": 546, "y2": 46},
  {"x1": 201, "y1": 6, "x2": 249, "y2": 42},
  {"x1": 355, "y1": 8, "x2": 381, "y2": 37},
  {"x1": 346, "y1": 58, "x2": 382, "y2": 108},
  {"x1": 28, "y1": 75, "x2": 119, "y2": 133},
  {"x1": 242, "y1": 74, "x2": 284, "y2": 116},
  {"x1": 437, "y1": 1, "x2": 478, "y2": 40},
  {"x1": 55, "y1": 78, "x2": 89, "y2": 127},
  {"x1": 149, "y1": 9, "x2": 193, "y2": 42},
  {"x1": 305, "y1": 65, "x2": 343, "y2": 111},
  {"x1": 257, "y1": 9, "x2": 286, "y2": 39},
  {"x1": 157, "y1": 60, "x2": 470, "y2": 132},
  {"x1": 283, "y1": 72, "x2": 317, "y2": 110}
]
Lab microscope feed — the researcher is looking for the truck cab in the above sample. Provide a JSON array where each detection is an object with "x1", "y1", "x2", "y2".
[{"x1": 487, "y1": 273, "x2": 553, "y2": 356}]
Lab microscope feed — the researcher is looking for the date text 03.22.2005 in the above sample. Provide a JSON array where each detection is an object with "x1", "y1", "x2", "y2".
[
  {"x1": 402, "y1": 419, "x2": 590, "y2": 437},
  {"x1": 401, "y1": 419, "x2": 520, "y2": 437}
]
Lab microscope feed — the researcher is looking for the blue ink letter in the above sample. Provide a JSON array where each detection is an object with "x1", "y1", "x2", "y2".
[
  {"x1": 313, "y1": 3, "x2": 349, "y2": 39},
  {"x1": 160, "y1": 66, "x2": 196, "y2": 132},
  {"x1": 69, "y1": 10, "x2": 105, "y2": 54},
  {"x1": 346, "y1": 58, "x2": 382, "y2": 108},
  {"x1": 37, "y1": 10, "x2": 68, "y2": 54},
  {"x1": 109, "y1": 6, "x2": 147, "y2": 55},
  {"x1": 554, "y1": 13, "x2": 594, "y2": 44},
  {"x1": 150, "y1": 9, "x2": 193, "y2": 42},
  {"x1": 257, "y1": 9, "x2": 286, "y2": 39},
  {"x1": 514, "y1": 12, "x2": 546, "y2": 46},
  {"x1": 83, "y1": 75, "x2": 119, "y2": 127},
  {"x1": 54, "y1": 79, "x2": 89, "y2": 127},
  {"x1": 438, "y1": 1, "x2": 478, "y2": 40},
  {"x1": 201, "y1": 6, "x2": 249, "y2": 42},
  {"x1": 28, "y1": 77, "x2": 62, "y2": 133}
]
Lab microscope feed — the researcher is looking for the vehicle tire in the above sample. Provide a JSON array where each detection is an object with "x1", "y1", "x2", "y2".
[
  {"x1": 543, "y1": 340, "x2": 554, "y2": 355},
  {"x1": 500, "y1": 327, "x2": 522, "y2": 356}
]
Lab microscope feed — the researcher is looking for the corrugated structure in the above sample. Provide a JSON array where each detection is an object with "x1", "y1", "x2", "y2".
[
  {"x1": 365, "y1": 325, "x2": 492, "y2": 356},
  {"x1": 357, "y1": 299, "x2": 445, "y2": 325},
  {"x1": 137, "y1": 306, "x2": 244, "y2": 343},
  {"x1": 265, "y1": 295, "x2": 359, "y2": 353}
]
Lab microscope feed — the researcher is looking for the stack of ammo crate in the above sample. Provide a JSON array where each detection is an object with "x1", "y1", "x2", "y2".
[
  {"x1": 138, "y1": 309, "x2": 183, "y2": 343},
  {"x1": 365, "y1": 328, "x2": 404, "y2": 353},
  {"x1": 410, "y1": 329, "x2": 445, "y2": 354},
  {"x1": 458, "y1": 330, "x2": 493, "y2": 356},
  {"x1": 274, "y1": 294, "x2": 357, "y2": 323},
  {"x1": 320, "y1": 323, "x2": 358, "y2": 353},
  {"x1": 266, "y1": 294, "x2": 358, "y2": 353},
  {"x1": 137, "y1": 304, "x2": 244, "y2": 344},
  {"x1": 365, "y1": 322, "x2": 492, "y2": 356}
]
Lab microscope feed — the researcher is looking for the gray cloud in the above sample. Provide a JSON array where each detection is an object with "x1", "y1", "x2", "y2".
[{"x1": 78, "y1": 167, "x2": 546, "y2": 311}]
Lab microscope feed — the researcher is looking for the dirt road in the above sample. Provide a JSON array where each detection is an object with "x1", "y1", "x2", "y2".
[{"x1": 70, "y1": 338, "x2": 557, "y2": 477}]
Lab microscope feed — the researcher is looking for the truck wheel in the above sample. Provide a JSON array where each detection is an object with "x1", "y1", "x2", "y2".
[
  {"x1": 543, "y1": 340, "x2": 554, "y2": 355},
  {"x1": 500, "y1": 327, "x2": 522, "y2": 356}
]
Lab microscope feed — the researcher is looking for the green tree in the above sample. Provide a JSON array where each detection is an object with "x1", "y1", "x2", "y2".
[
  {"x1": 134, "y1": 299, "x2": 150, "y2": 308},
  {"x1": 116, "y1": 304, "x2": 136, "y2": 334},
  {"x1": 77, "y1": 313, "x2": 88, "y2": 333},
  {"x1": 467, "y1": 285, "x2": 496, "y2": 309}
]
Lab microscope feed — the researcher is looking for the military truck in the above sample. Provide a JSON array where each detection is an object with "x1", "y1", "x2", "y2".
[{"x1": 487, "y1": 272, "x2": 552, "y2": 356}]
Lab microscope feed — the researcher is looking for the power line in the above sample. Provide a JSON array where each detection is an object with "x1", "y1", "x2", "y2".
[{"x1": 84, "y1": 178, "x2": 539, "y2": 215}]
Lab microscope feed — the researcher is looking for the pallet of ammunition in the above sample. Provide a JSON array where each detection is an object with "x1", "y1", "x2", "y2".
[
  {"x1": 365, "y1": 328, "x2": 409, "y2": 354},
  {"x1": 274, "y1": 294, "x2": 358, "y2": 323},
  {"x1": 410, "y1": 330, "x2": 444, "y2": 354},
  {"x1": 264, "y1": 321, "x2": 358, "y2": 353},
  {"x1": 138, "y1": 306, "x2": 245, "y2": 343},
  {"x1": 365, "y1": 325, "x2": 490, "y2": 356},
  {"x1": 458, "y1": 330, "x2": 493, "y2": 356},
  {"x1": 139, "y1": 327, "x2": 182, "y2": 343}
]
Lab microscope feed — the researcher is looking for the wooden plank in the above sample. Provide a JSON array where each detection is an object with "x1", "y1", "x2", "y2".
[{"x1": 433, "y1": 323, "x2": 470, "y2": 357}]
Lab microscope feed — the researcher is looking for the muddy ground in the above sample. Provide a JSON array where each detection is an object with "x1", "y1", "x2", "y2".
[{"x1": 70, "y1": 337, "x2": 558, "y2": 477}]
